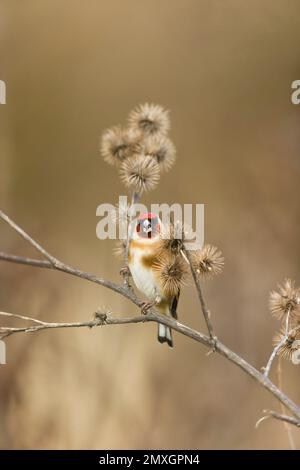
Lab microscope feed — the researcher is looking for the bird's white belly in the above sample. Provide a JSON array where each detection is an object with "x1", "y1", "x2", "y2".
[{"x1": 129, "y1": 253, "x2": 162, "y2": 301}]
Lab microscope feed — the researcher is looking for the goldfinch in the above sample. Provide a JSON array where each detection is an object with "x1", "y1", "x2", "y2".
[{"x1": 128, "y1": 213, "x2": 181, "y2": 347}]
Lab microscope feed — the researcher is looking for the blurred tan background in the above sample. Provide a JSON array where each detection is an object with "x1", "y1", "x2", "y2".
[{"x1": 0, "y1": 0, "x2": 300, "y2": 450}]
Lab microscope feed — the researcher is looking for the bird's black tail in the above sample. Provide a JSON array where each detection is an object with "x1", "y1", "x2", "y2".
[{"x1": 157, "y1": 323, "x2": 173, "y2": 348}]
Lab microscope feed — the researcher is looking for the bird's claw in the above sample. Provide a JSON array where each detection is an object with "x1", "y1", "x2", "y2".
[
  {"x1": 120, "y1": 265, "x2": 131, "y2": 277},
  {"x1": 140, "y1": 301, "x2": 155, "y2": 315},
  {"x1": 120, "y1": 265, "x2": 133, "y2": 291},
  {"x1": 140, "y1": 296, "x2": 162, "y2": 315}
]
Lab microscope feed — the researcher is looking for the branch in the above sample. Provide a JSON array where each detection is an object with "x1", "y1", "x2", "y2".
[
  {"x1": 183, "y1": 247, "x2": 216, "y2": 345},
  {"x1": 0, "y1": 210, "x2": 59, "y2": 266},
  {"x1": 0, "y1": 310, "x2": 149, "y2": 339},
  {"x1": 256, "y1": 410, "x2": 300, "y2": 429},
  {"x1": 1, "y1": 289, "x2": 300, "y2": 423},
  {"x1": 277, "y1": 357, "x2": 296, "y2": 449},
  {"x1": 263, "y1": 310, "x2": 299, "y2": 379},
  {"x1": 263, "y1": 335, "x2": 287, "y2": 379},
  {"x1": 0, "y1": 310, "x2": 49, "y2": 325},
  {"x1": 0, "y1": 211, "x2": 140, "y2": 305},
  {"x1": 1, "y1": 210, "x2": 300, "y2": 423},
  {"x1": 0, "y1": 252, "x2": 140, "y2": 305},
  {"x1": 122, "y1": 191, "x2": 140, "y2": 288}
]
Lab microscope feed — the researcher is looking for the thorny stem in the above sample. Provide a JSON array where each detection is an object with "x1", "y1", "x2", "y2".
[
  {"x1": 0, "y1": 210, "x2": 60, "y2": 267},
  {"x1": 263, "y1": 308, "x2": 297, "y2": 379},
  {"x1": 0, "y1": 310, "x2": 149, "y2": 339},
  {"x1": 183, "y1": 247, "x2": 217, "y2": 347},
  {"x1": 1, "y1": 210, "x2": 300, "y2": 426},
  {"x1": 277, "y1": 358, "x2": 296, "y2": 450},
  {"x1": 285, "y1": 307, "x2": 291, "y2": 335},
  {"x1": 259, "y1": 410, "x2": 300, "y2": 428},
  {"x1": 122, "y1": 191, "x2": 140, "y2": 289},
  {"x1": 263, "y1": 337, "x2": 287, "y2": 379}
]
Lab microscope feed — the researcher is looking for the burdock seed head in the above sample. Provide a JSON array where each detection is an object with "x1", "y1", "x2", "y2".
[
  {"x1": 100, "y1": 126, "x2": 141, "y2": 166},
  {"x1": 128, "y1": 103, "x2": 170, "y2": 136},
  {"x1": 119, "y1": 155, "x2": 160, "y2": 194},
  {"x1": 273, "y1": 327, "x2": 300, "y2": 362},
  {"x1": 158, "y1": 222, "x2": 191, "y2": 256},
  {"x1": 139, "y1": 135, "x2": 176, "y2": 172},
  {"x1": 153, "y1": 254, "x2": 188, "y2": 297},
  {"x1": 191, "y1": 244, "x2": 224, "y2": 280},
  {"x1": 269, "y1": 279, "x2": 300, "y2": 321}
]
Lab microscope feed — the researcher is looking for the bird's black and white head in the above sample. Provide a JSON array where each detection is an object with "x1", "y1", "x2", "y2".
[{"x1": 132, "y1": 213, "x2": 161, "y2": 241}]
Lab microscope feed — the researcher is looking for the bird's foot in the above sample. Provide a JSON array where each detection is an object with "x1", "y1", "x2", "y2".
[
  {"x1": 120, "y1": 265, "x2": 134, "y2": 291},
  {"x1": 140, "y1": 296, "x2": 162, "y2": 315},
  {"x1": 120, "y1": 265, "x2": 131, "y2": 277},
  {"x1": 140, "y1": 301, "x2": 155, "y2": 315}
]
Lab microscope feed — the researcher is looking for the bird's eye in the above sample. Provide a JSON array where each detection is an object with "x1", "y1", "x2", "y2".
[{"x1": 143, "y1": 219, "x2": 151, "y2": 231}]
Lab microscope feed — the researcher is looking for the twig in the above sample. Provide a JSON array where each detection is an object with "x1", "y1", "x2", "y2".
[
  {"x1": 256, "y1": 409, "x2": 300, "y2": 429},
  {"x1": 0, "y1": 310, "x2": 149, "y2": 339},
  {"x1": 255, "y1": 415, "x2": 272, "y2": 429},
  {"x1": 122, "y1": 191, "x2": 140, "y2": 288},
  {"x1": 183, "y1": 247, "x2": 217, "y2": 346},
  {"x1": 0, "y1": 210, "x2": 59, "y2": 266},
  {"x1": 0, "y1": 311, "x2": 48, "y2": 325},
  {"x1": 277, "y1": 358, "x2": 296, "y2": 449},
  {"x1": 263, "y1": 336, "x2": 287, "y2": 379},
  {"x1": 0, "y1": 261, "x2": 300, "y2": 422},
  {"x1": 0, "y1": 252, "x2": 140, "y2": 305},
  {"x1": 1, "y1": 210, "x2": 300, "y2": 423},
  {"x1": 263, "y1": 312, "x2": 299, "y2": 379}
]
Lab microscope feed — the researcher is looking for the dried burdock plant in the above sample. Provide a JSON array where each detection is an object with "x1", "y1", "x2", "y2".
[
  {"x1": 128, "y1": 103, "x2": 170, "y2": 136},
  {"x1": 100, "y1": 126, "x2": 141, "y2": 165},
  {"x1": 263, "y1": 278, "x2": 300, "y2": 449},
  {"x1": 273, "y1": 327, "x2": 300, "y2": 362},
  {"x1": 158, "y1": 221, "x2": 194, "y2": 257},
  {"x1": 191, "y1": 244, "x2": 224, "y2": 280},
  {"x1": 269, "y1": 279, "x2": 300, "y2": 321},
  {"x1": 2, "y1": 103, "x2": 300, "y2": 445},
  {"x1": 119, "y1": 155, "x2": 160, "y2": 194},
  {"x1": 158, "y1": 224, "x2": 184, "y2": 256},
  {"x1": 93, "y1": 307, "x2": 113, "y2": 324},
  {"x1": 264, "y1": 280, "x2": 300, "y2": 384},
  {"x1": 158, "y1": 237, "x2": 184, "y2": 258},
  {"x1": 153, "y1": 254, "x2": 188, "y2": 297},
  {"x1": 138, "y1": 135, "x2": 176, "y2": 172}
]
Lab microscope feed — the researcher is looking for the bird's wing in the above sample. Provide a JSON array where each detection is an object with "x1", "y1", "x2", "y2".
[{"x1": 170, "y1": 290, "x2": 180, "y2": 319}]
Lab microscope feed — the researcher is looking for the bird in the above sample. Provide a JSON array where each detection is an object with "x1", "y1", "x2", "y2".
[{"x1": 127, "y1": 212, "x2": 180, "y2": 347}]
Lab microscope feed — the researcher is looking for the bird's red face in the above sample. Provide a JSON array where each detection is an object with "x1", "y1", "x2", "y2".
[{"x1": 135, "y1": 213, "x2": 161, "y2": 239}]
